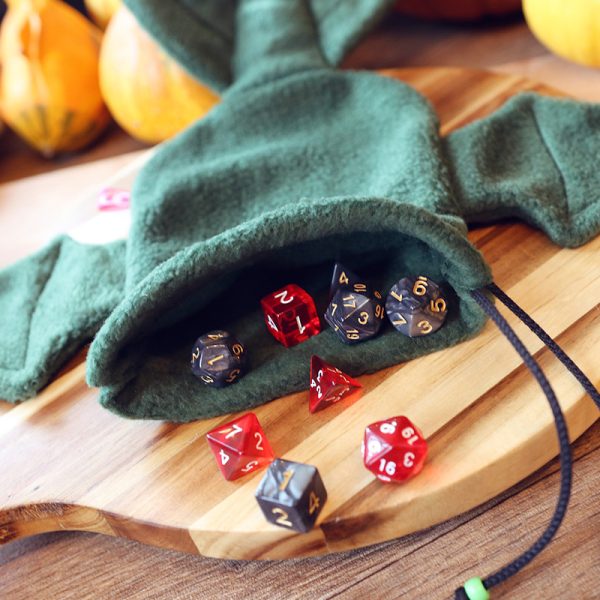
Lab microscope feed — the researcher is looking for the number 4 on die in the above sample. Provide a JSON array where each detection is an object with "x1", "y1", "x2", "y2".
[{"x1": 206, "y1": 413, "x2": 274, "y2": 481}]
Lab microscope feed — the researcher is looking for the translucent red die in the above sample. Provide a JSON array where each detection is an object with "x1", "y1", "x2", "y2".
[
  {"x1": 206, "y1": 413, "x2": 274, "y2": 481},
  {"x1": 261, "y1": 284, "x2": 321, "y2": 347},
  {"x1": 309, "y1": 355, "x2": 362, "y2": 413},
  {"x1": 362, "y1": 416, "x2": 428, "y2": 483},
  {"x1": 97, "y1": 187, "x2": 130, "y2": 211}
]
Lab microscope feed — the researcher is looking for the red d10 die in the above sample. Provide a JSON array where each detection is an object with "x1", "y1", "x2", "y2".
[
  {"x1": 309, "y1": 355, "x2": 362, "y2": 413},
  {"x1": 206, "y1": 413, "x2": 274, "y2": 481},
  {"x1": 362, "y1": 416, "x2": 428, "y2": 483},
  {"x1": 261, "y1": 284, "x2": 321, "y2": 348}
]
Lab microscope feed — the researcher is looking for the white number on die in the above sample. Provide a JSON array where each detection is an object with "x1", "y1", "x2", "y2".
[
  {"x1": 378, "y1": 459, "x2": 396, "y2": 476},
  {"x1": 401, "y1": 427, "x2": 420, "y2": 445},
  {"x1": 241, "y1": 460, "x2": 259, "y2": 473},
  {"x1": 218, "y1": 423, "x2": 242, "y2": 439},
  {"x1": 274, "y1": 290, "x2": 294, "y2": 304},
  {"x1": 380, "y1": 421, "x2": 397, "y2": 435}
]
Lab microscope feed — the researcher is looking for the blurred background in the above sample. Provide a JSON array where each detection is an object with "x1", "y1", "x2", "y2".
[{"x1": 1, "y1": 0, "x2": 599, "y2": 186}]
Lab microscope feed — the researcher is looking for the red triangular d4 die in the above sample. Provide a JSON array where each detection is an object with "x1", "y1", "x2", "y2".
[{"x1": 309, "y1": 355, "x2": 362, "y2": 413}]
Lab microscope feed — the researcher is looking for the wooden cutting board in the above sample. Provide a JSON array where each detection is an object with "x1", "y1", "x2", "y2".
[{"x1": 0, "y1": 67, "x2": 598, "y2": 559}]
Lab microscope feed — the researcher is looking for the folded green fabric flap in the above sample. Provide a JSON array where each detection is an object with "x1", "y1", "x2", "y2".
[
  {"x1": 232, "y1": 0, "x2": 329, "y2": 89},
  {"x1": 0, "y1": 237, "x2": 125, "y2": 402},
  {"x1": 122, "y1": 0, "x2": 394, "y2": 92},
  {"x1": 446, "y1": 93, "x2": 600, "y2": 248}
]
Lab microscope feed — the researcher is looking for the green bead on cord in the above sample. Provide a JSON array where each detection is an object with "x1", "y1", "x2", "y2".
[{"x1": 463, "y1": 578, "x2": 490, "y2": 600}]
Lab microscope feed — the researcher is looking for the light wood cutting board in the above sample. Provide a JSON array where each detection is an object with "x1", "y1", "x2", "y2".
[{"x1": 0, "y1": 67, "x2": 598, "y2": 559}]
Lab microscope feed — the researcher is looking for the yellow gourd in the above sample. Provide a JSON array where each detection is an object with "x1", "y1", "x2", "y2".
[
  {"x1": 523, "y1": 0, "x2": 600, "y2": 67},
  {"x1": 99, "y1": 5, "x2": 220, "y2": 145},
  {"x1": 0, "y1": 0, "x2": 109, "y2": 157},
  {"x1": 84, "y1": 0, "x2": 120, "y2": 29}
]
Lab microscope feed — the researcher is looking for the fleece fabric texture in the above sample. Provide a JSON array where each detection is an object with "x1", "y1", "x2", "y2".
[
  {"x1": 0, "y1": 237, "x2": 124, "y2": 401},
  {"x1": 122, "y1": 0, "x2": 397, "y2": 92},
  {"x1": 1, "y1": 0, "x2": 600, "y2": 422}
]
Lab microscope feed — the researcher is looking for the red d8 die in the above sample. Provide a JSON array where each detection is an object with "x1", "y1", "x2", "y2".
[
  {"x1": 309, "y1": 355, "x2": 362, "y2": 413},
  {"x1": 362, "y1": 416, "x2": 427, "y2": 483},
  {"x1": 206, "y1": 413, "x2": 274, "y2": 481},
  {"x1": 261, "y1": 284, "x2": 321, "y2": 347}
]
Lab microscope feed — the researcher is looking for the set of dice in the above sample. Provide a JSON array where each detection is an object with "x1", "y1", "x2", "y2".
[
  {"x1": 206, "y1": 410, "x2": 428, "y2": 533},
  {"x1": 190, "y1": 263, "x2": 449, "y2": 387},
  {"x1": 326, "y1": 263, "x2": 448, "y2": 343},
  {"x1": 194, "y1": 263, "x2": 439, "y2": 533}
]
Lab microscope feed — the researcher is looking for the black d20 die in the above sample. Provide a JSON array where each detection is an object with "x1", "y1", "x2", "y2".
[
  {"x1": 255, "y1": 458, "x2": 327, "y2": 533},
  {"x1": 325, "y1": 287, "x2": 385, "y2": 344},
  {"x1": 385, "y1": 275, "x2": 448, "y2": 338},
  {"x1": 191, "y1": 330, "x2": 247, "y2": 387},
  {"x1": 329, "y1": 262, "x2": 362, "y2": 299}
]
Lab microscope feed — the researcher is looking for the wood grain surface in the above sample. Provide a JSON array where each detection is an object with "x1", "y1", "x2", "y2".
[{"x1": 0, "y1": 67, "x2": 598, "y2": 581}]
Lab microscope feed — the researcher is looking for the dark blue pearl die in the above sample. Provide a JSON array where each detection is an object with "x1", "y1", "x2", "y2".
[
  {"x1": 385, "y1": 276, "x2": 448, "y2": 337},
  {"x1": 191, "y1": 330, "x2": 247, "y2": 387}
]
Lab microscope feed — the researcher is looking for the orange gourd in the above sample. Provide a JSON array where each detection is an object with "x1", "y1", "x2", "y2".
[
  {"x1": 0, "y1": 0, "x2": 109, "y2": 157},
  {"x1": 524, "y1": 0, "x2": 600, "y2": 67},
  {"x1": 84, "y1": 0, "x2": 121, "y2": 29},
  {"x1": 99, "y1": 5, "x2": 220, "y2": 144}
]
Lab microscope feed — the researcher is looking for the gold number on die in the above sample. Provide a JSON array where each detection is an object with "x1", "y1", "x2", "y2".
[
  {"x1": 272, "y1": 508, "x2": 292, "y2": 527},
  {"x1": 430, "y1": 298, "x2": 446, "y2": 313},
  {"x1": 309, "y1": 491, "x2": 320, "y2": 515},
  {"x1": 279, "y1": 469, "x2": 294, "y2": 491},
  {"x1": 418, "y1": 320, "x2": 433, "y2": 334},
  {"x1": 413, "y1": 277, "x2": 429, "y2": 296},
  {"x1": 225, "y1": 369, "x2": 240, "y2": 383}
]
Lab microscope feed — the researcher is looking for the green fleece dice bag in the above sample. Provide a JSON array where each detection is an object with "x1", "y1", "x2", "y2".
[
  {"x1": 0, "y1": 237, "x2": 124, "y2": 401},
  {"x1": 82, "y1": 0, "x2": 600, "y2": 423},
  {"x1": 0, "y1": 0, "x2": 393, "y2": 405}
]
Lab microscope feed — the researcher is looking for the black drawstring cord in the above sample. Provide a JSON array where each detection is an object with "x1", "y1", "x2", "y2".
[
  {"x1": 486, "y1": 282, "x2": 600, "y2": 410},
  {"x1": 455, "y1": 287, "x2": 575, "y2": 599}
]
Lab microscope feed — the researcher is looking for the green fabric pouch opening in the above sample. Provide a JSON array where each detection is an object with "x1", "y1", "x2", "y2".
[{"x1": 2, "y1": 0, "x2": 600, "y2": 422}]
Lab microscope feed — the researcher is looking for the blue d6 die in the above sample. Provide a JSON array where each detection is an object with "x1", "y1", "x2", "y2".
[
  {"x1": 385, "y1": 276, "x2": 448, "y2": 337},
  {"x1": 255, "y1": 458, "x2": 327, "y2": 533}
]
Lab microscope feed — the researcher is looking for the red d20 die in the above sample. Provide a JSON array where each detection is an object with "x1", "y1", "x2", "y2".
[
  {"x1": 261, "y1": 284, "x2": 321, "y2": 348},
  {"x1": 206, "y1": 413, "x2": 274, "y2": 481},
  {"x1": 362, "y1": 416, "x2": 427, "y2": 483},
  {"x1": 309, "y1": 355, "x2": 362, "y2": 413}
]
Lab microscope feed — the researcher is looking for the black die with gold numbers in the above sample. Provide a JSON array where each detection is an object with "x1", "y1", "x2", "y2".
[
  {"x1": 191, "y1": 330, "x2": 247, "y2": 387},
  {"x1": 325, "y1": 264, "x2": 385, "y2": 344},
  {"x1": 255, "y1": 458, "x2": 327, "y2": 533},
  {"x1": 385, "y1": 275, "x2": 448, "y2": 337},
  {"x1": 329, "y1": 262, "x2": 362, "y2": 299}
]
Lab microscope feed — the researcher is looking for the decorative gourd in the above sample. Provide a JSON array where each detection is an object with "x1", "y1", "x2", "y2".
[
  {"x1": 0, "y1": 0, "x2": 109, "y2": 157},
  {"x1": 394, "y1": 0, "x2": 521, "y2": 21},
  {"x1": 99, "y1": 5, "x2": 220, "y2": 144},
  {"x1": 523, "y1": 0, "x2": 600, "y2": 67},
  {"x1": 84, "y1": 0, "x2": 120, "y2": 29}
]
